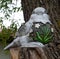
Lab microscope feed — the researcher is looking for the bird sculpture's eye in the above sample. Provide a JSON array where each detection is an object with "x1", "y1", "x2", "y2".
[
  {"x1": 45, "y1": 10, "x2": 47, "y2": 14},
  {"x1": 32, "y1": 11, "x2": 35, "y2": 14}
]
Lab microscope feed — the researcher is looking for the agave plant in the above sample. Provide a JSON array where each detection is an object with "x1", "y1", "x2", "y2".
[{"x1": 34, "y1": 24, "x2": 53, "y2": 44}]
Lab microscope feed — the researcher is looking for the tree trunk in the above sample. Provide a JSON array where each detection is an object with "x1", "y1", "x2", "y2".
[
  {"x1": 10, "y1": 47, "x2": 20, "y2": 59},
  {"x1": 21, "y1": 0, "x2": 60, "y2": 59}
]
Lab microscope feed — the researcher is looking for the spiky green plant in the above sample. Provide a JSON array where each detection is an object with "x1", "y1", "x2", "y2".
[{"x1": 34, "y1": 24, "x2": 53, "y2": 44}]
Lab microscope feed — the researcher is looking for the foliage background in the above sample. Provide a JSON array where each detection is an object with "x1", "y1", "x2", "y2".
[{"x1": 0, "y1": 0, "x2": 22, "y2": 47}]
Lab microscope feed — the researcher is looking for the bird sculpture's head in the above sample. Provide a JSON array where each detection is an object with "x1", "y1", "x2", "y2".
[{"x1": 32, "y1": 7, "x2": 46, "y2": 15}]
